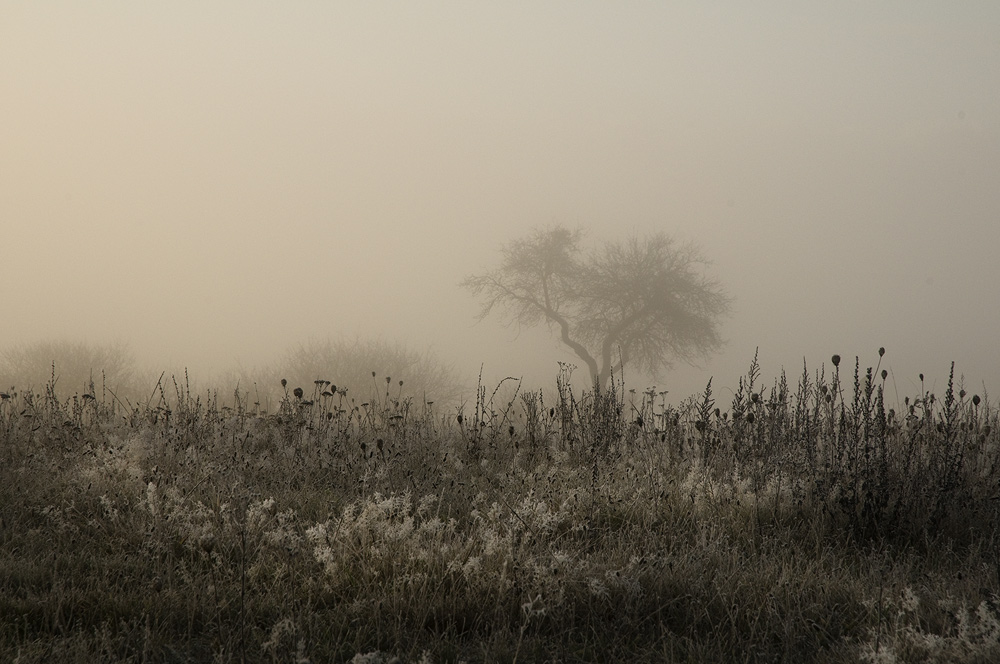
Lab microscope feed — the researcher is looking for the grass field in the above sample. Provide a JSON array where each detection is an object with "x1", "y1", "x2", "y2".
[{"x1": 2, "y1": 353, "x2": 1000, "y2": 663}]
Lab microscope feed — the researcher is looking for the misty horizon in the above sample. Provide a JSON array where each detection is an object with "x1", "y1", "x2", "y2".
[{"x1": 3, "y1": 3, "x2": 998, "y2": 406}]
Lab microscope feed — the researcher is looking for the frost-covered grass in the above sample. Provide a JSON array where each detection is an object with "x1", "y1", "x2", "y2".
[{"x1": 2, "y1": 355, "x2": 999, "y2": 663}]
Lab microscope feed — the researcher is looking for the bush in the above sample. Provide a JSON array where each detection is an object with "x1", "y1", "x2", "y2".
[
  {"x1": 228, "y1": 337, "x2": 464, "y2": 412},
  {"x1": 0, "y1": 339, "x2": 140, "y2": 399}
]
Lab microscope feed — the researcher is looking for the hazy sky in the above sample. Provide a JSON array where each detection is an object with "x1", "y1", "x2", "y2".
[{"x1": 3, "y1": 2, "x2": 999, "y2": 404}]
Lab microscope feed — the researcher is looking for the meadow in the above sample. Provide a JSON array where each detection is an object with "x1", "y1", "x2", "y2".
[{"x1": 2, "y1": 352, "x2": 1000, "y2": 663}]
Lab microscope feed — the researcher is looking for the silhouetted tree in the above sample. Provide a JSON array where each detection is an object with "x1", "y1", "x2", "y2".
[{"x1": 463, "y1": 226, "x2": 732, "y2": 389}]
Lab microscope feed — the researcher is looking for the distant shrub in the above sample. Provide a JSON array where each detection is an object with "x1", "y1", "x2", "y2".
[
  {"x1": 229, "y1": 337, "x2": 464, "y2": 411},
  {"x1": 0, "y1": 339, "x2": 140, "y2": 399}
]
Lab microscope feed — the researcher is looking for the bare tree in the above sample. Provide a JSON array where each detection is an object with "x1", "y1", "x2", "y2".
[{"x1": 462, "y1": 225, "x2": 732, "y2": 389}]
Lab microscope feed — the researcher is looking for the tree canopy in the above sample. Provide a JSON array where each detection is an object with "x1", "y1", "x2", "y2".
[{"x1": 462, "y1": 226, "x2": 732, "y2": 389}]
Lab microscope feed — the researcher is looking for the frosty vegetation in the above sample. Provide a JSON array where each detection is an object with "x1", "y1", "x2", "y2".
[{"x1": 1, "y1": 346, "x2": 999, "y2": 662}]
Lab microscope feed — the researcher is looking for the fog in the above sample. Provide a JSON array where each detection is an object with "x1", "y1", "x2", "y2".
[{"x1": 3, "y1": 2, "x2": 999, "y2": 405}]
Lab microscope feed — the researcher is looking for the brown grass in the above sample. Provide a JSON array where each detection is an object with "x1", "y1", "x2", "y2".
[{"x1": 1, "y1": 352, "x2": 998, "y2": 663}]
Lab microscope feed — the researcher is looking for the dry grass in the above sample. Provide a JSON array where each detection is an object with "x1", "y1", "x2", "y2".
[{"x1": 2, "y1": 352, "x2": 999, "y2": 663}]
